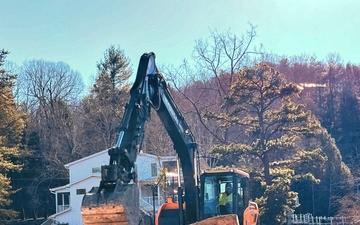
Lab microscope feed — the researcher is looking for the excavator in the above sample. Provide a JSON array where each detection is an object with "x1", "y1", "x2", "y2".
[{"x1": 81, "y1": 52, "x2": 259, "y2": 225}]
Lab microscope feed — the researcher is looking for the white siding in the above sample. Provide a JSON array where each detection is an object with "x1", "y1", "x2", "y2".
[
  {"x1": 51, "y1": 177, "x2": 101, "y2": 225},
  {"x1": 66, "y1": 151, "x2": 160, "y2": 183},
  {"x1": 67, "y1": 151, "x2": 109, "y2": 183},
  {"x1": 137, "y1": 154, "x2": 159, "y2": 181}
]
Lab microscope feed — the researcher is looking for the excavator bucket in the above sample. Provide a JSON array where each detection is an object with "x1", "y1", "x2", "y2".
[{"x1": 81, "y1": 184, "x2": 141, "y2": 225}]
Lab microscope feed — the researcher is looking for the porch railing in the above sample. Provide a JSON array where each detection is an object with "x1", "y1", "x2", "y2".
[{"x1": 140, "y1": 196, "x2": 165, "y2": 212}]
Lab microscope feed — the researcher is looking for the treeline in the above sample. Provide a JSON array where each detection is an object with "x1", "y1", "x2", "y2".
[{"x1": 1, "y1": 26, "x2": 359, "y2": 224}]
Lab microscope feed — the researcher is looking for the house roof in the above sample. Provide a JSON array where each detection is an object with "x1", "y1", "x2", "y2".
[
  {"x1": 139, "y1": 151, "x2": 162, "y2": 160},
  {"x1": 64, "y1": 149, "x2": 109, "y2": 168},
  {"x1": 48, "y1": 207, "x2": 71, "y2": 219},
  {"x1": 160, "y1": 155, "x2": 177, "y2": 161},
  {"x1": 49, "y1": 175, "x2": 101, "y2": 193},
  {"x1": 64, "y1": 149, "x2": 165, "y2": 169}
]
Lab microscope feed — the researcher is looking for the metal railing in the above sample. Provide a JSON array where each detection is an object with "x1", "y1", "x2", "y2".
[
  {"x1": 290, "y1": 214, "x2": 360, "y2": 225},
  {"x1": 56, "y1": 205, "x2": 70, "y2": 213},
  {"x1": 140, "y1": 196, "x2": 165, "y2": 212}
]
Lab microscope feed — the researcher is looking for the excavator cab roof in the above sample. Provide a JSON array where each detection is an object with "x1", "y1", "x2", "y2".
[{"x1": 200, "y1": 168, "x2": 250, "y2": 178}]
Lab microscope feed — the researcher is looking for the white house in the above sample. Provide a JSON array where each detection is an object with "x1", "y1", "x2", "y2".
[{"x1": 46, "y1": 149, "x2": 177, "y2": 225}]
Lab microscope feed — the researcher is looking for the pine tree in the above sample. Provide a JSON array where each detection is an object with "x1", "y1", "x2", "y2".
[
  {"x1": 208, "y1": 63, "x2": 325, "y2": 225},
  {"x1": 96, "y1": 45, "x2": 132, "y2": 89},
  {"x1": 0, "y1": 49, "x2": 25, "y2": 219},
  {"x1": 79, "y1": 46, "x2": 132, "y2": 154}
]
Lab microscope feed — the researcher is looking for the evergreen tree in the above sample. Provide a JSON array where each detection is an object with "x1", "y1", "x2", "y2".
[
  {"x1": 79, "y1": 46, "x2": 132, "y2": 154},
  {"x1": 207, "y1": 63, "x2": 325, "y2": 225},
  {"x1": 337, "y1": 75, "x2": 360, "y2": 168},
  {"x1": 315, "y1": 65, "x2": 343, "y2": 137},
  {"x1": 0, "y1": 49, "x2": 25, "y2": 219},
  {"x1": 96, "y1": 45, "x2": 132, "y2": 89}
]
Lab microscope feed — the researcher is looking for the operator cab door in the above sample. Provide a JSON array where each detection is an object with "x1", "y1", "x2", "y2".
[{"x1": 200, "y1": 171, "x2": 249, "y2": 222}]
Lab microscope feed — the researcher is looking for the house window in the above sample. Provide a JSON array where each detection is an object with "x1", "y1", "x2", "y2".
[
  {"x1": 92, "y1": 167, "x2": 101, "y2": 173},
  {"x1": 151, "y1": 163, "x2": 157, "y2": 177},
  {"x1": 57, "y1": 192, "x2": 70, "y2": 212},
  {"x1": 76, "y1": 189, "x2": 86, "y2": 195}
]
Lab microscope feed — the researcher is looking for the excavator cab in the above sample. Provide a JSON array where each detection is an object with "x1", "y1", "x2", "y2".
[
  {"x1": 200, "y1": 169, "x2": 252, "y2": 223},
  {"x1": 156, "y1": 169, "x2": 258, "y2": 225}
]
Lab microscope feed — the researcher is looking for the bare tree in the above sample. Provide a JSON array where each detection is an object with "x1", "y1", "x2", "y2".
[
  {"x1": 165, "y1": 25, "x2": 260, "y2": 160},
  {"x1": 143, "y1": 114, "x2": 174, "y2": 156},
  {"x1": 19, "y1": 59, "x2": 83, "y2": 112},
  {"x1": 193, "y1": 24, "x2": 258, "y2": 84},
  {"x1": 19, "y1": 59, "x2": 84, "y2": 159},
  {"x1": 14, "y1": 59, "x2": 84, "y2": 218}
]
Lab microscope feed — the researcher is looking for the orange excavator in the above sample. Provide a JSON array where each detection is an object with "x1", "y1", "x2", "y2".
[{"x1": 81, "y1": 52, "x2": 258, "y2": 225}]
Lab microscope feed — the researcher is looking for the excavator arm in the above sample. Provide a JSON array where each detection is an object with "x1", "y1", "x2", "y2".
[
  {"x1": 81, "y1": 53, "x2": 199, "y2": 225},
  {"x1": 145, "y1": 56, "x2": 199, "y2": 223},
  {"x1": 81, "y1": 53, "x2": 258, "y2": 225}
]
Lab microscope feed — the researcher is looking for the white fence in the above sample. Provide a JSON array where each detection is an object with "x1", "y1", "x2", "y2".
[{"x1": 290, "y1": 214, "x2": 360, "y2": 225}]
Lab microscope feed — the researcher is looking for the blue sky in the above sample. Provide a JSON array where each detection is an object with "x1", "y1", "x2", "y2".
[{"x1": 1, "y1": 0, "x2": 359, "y2": 85}]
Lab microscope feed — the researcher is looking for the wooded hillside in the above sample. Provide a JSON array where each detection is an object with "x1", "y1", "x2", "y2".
[{"x1": 1, "y1": 29, "x2": 360, "y2": 225}]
